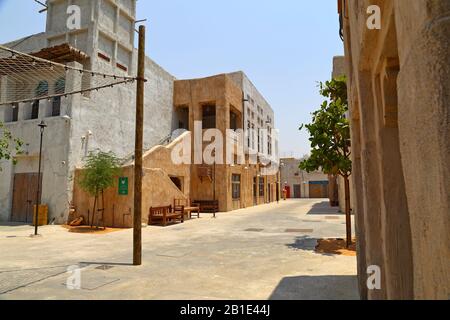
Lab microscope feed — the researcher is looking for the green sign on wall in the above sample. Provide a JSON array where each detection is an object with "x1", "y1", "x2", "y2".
[{"x1": 119, "y1": 177, "x2": 129, "y2": 195}]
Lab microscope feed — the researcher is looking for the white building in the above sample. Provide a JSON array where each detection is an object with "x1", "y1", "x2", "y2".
[{"x1": 0, "y1": 0, "x2": 175, "y2": 223}]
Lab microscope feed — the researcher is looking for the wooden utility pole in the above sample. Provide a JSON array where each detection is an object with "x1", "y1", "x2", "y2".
[{"x1": 134, "y1": 25, "x2": 145, "y2": 266}]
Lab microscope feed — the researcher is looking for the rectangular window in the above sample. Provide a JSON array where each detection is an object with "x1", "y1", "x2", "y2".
[
  {"x1": 230, "y1": 111, "x2": 238, "y2": 131},
  {"x1": 253, "y1": 177, "x2": 257, "y2": 197},
  {"x1": 31, "y1": 101, "x2": 39, "y2": 119},
  {"x1": 259, "y1": 177, "x2": 265, "y2": 197},
  {"x1": 12, "y1": 104, "x2": 19, "y2": 122},
  {"x1": 232, "y1": 174, "x2": 241, "y2": 200},
  {"x1": 202, "y1": 104, "x2": 216, "y2": 129},
  {"x1": 52, "y1": 97, "x2": 61, "y2": 117}
]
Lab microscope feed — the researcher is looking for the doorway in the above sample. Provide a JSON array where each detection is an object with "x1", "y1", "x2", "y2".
[
  {"x1": 11, "y1": 173, "x2": 42, "y2": 223},
  {"x1": 293, "y1": 184, "x2": 301, "y2": 198}
]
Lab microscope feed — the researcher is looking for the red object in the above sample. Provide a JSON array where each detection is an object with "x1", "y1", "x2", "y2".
[{"x1": 285, "y1": 186, "x2": 291, "y2": 199}]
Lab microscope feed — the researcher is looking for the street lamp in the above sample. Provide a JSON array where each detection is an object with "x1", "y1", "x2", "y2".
[{"x1": 34, "y1": 120, "x2": 47, "y2": 236}]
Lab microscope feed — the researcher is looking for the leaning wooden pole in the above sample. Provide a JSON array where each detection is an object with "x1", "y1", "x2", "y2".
[{"x1": 133, "y1": 25, "x2": 146, "y2": 266}]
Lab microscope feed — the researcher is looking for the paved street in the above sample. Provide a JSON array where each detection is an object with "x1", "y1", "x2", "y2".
[{"x1": 0, "y1": 199, "x2": 358, "y2": 300}]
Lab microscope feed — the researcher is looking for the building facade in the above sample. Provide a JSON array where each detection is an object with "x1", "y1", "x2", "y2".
[
  {"x1": 174, "y1": 73, "x2": 279, "y2": 213},
  {"x1": 279, "y1": 158, "x2": 329, "y2": 199},
  {"x1": 339, "y1": 0, "x2": 450, "y2": 299},
  {"x1": 0, "y1": 0, "x2": 278, "y2": 224}
]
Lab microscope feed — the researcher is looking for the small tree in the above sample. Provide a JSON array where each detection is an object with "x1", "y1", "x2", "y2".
[
  {"x1": 300, "y1": 76, "x2": 352, "y2": 247},
  {"x1": 0, "y1": 122, "x2": 23, "y2": 171},
  {"x1": 78, "y1": 151, "x2": 122, "y2": 228}
]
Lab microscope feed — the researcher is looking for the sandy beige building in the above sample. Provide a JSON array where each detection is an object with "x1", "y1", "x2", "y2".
[
  {"x1": 174, "y1": 73, "x2": 279, "y2": 212},
  {"x1": 279, "y1": 158, "x2": 329, "y2": 199},
  {"x1": 339, "y1": 0, "x2": 450, "y2": 299}
]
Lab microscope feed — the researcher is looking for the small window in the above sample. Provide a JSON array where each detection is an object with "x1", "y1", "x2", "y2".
[
  {"x1": 31, "y1": 81, "x2": 49, "y2": 120},
  {"x1": 12, "y1": 104, "x2": 19, "y2": 122},
  {"x1": 259, "y1": 177, "x2": 265, "y2": 197},
  {"x1": 232, "y1": 174, "x2": 241, "y2": 200},
  {"x1": 31, "y1": 101, "x2": 39, "y2": 119},
  {"x1": 230, "y1": 111, "x2": 238, "y2": 131},
  {"x1": 52, "y1": 78, "x2": 65, "y2": 117},
  {"x1": 202, "y1": 104, "x2": 216, "y2": 129}
]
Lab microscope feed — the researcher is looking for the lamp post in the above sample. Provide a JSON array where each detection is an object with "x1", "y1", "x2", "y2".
[{"x1": 34, "y1": 120, "x2": 47, "y2": 236}]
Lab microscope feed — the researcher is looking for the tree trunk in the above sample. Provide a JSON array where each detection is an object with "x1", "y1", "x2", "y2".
[
  {"x1": 344, "y1": 175, "x2": 352, "y2": 247},
  {"x1": 91, "y1": 195, "x2": 97, "y2": 229},
  {"x1": 328, "y1": 174, "x2": 339, "y2": 207}
]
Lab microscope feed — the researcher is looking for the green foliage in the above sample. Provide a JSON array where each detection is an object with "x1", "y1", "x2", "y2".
[
  {"x1": 0, "y1": 121, "x2": 23, "y2": 170},
  {"x1": 78, "y1": 151, "x2": 122, "y2": 197},
  {"x1": 299, "y1": 76, "x2": 351, "y2": 177}
]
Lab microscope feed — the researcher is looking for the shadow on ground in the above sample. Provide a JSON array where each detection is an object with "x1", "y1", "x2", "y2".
[
  {"x1": 286, "y1": 236, "x2": 319, "y2": 252},
  {"x1": 269, "y1": 275, "x2": 360, "y2": 300},
  {"x1": 306, "y1": 201, "x2": 342, "y2": 215}
]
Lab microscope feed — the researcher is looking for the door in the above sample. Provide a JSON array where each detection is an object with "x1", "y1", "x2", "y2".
[
  {"x1": 293, "y1": 184, "x2": 301, "y2": 198},
  {"x1": 285, "y1": 186, "x2": 291, "y2": 199},
  {"x1": 11, "y1": 173, "x2": 42, "y2": 223},
  {"x1": 309, "y1": 181, "x2": 329, "y2": 198}
]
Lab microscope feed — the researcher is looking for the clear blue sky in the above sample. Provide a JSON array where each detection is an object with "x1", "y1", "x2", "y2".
[{"x1": 0, "y1": 0, "x2": 344, "y2": 157}]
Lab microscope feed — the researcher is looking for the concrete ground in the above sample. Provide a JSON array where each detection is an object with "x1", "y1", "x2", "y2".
[{"x1": 0, "y1": 199, "x2": 359, "y2": 300}]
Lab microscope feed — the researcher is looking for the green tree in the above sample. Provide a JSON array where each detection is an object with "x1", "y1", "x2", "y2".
[
  {"x1": 0, "y1": 122, "x2": 23, "y2": 170},
  {"x1": 78, "y1": 151, "x2": 122, "y2": 228},
  {"x1": 300, "y1": 76, "x2": 353, "y2": 247}
]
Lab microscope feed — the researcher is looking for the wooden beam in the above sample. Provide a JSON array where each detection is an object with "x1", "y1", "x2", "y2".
[{"x1": 133, "y1": 25, "x2": 146, "y2": 266}]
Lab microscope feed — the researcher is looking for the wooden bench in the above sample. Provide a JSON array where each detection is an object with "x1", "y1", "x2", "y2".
[
  {"x1": 174, "y1": 199, "x2": 201, "y2": 219},
  {"x1": 192, "y1": 200, "x2": 219, "y2": 214},
  {"x1": 149, "y1": 205, "x2": 184, "y2": 226}
]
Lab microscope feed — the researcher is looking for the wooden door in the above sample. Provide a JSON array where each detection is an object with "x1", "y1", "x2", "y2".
[
  {"x1": 309, "y1": 182, "x2": 329, "y2": 198},
  {"x1": 293, "y1": 184, "x2": 301, "y2": 198},
  {"x1": 11, "y1": 173, "x2": 42, "y2": 223}
]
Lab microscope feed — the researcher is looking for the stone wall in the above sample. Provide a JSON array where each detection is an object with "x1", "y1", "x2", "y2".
[
  {"x1": 72, "y1": 133, "x2": 191, "y2": 227},
  {"x1": 341, "y1": 0, "x2": 450, "y2": 300}
]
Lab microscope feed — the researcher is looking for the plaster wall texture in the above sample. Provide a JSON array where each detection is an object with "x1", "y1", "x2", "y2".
[
  {"x1": 341, "y1": 0, "x2": 449, "y2": 299},
  {"x1": 0, "y1": 0, "x2": 175, "y2": 224},
  {"x1": 72, "y1": 133, "x2": 191, "y2": 227}
]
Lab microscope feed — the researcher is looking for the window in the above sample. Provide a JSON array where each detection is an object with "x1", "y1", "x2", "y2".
[
  {"x1": 31, "y1": 81, "x2": 49, "y2": 120},
  {"x1": 257, "y1": 129, "x2": 261, "y2": 153},
  {"x1": 232, "y1": 174, "x2": 241, "y2": 200},
  {"x1": 52, "y1": 78, "x2": 65, "y2": 117},
  {"x1": 253, "y1": 177, "x2": 257, "y2": 197},
  {"x1": 251, "y1": 124, "x2": 255, "y2": 149},
  {"x1": 247, "y1": 121, "x2": 251, "y2": 147},
  {"x1": 202, "y1": 104, "x2": 216, "y2": 129},
  {"x1": 12, "y1": 104, "x2": 18, "y2": 122},
  {"x1": 259, "y1": 177, "x2": 265, "y2": 197},
  {"x1": 31, "y1": 101, "x2": 40, "y2": 119},
  {"x1": 230, "y1": 110, "x2": 238, "y2": 131}
]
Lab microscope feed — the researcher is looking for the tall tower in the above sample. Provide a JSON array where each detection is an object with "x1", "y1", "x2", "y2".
[{"x1": 45, "y1": 0, "x2": 136, "y2": 74}]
